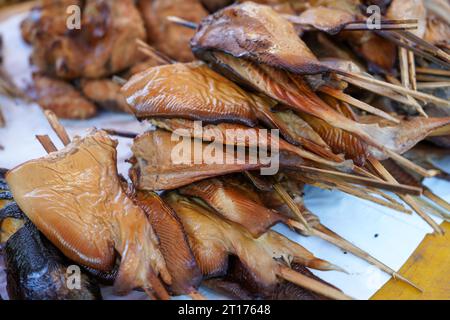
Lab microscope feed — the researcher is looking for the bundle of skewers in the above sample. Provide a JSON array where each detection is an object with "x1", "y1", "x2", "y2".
[{"x1": 0, "y1": 0, "x2": 449, "y2": 300}]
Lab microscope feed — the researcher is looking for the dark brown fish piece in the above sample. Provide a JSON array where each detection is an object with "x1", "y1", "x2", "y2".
[
  {"x1": 191, "y1": 2, "x2": 329, "y2": 75},
  {"x1": 122, "y1": 62, "x2": 258, "y2": 127},
  {"x1": 6, "y1": 130, "x2": 171, "y2": 298},
  {"x1": 0, "y1": 202, "x2": 102, "y2": 300},
  {"x1": 134, "y1": 191, "x2": 202, "y2": 295}
]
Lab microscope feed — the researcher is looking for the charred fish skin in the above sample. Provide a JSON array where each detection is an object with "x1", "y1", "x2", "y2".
[{"x1": 1, "y1": 203, "x2": 102, "y2": 300}]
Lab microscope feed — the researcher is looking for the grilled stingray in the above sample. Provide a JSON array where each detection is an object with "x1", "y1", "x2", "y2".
[
  {"x1": 164, "y1": 192, "x2": 342, "y2": 290},
  {"x1": 122, "y1": 62, "x2": 258, "y2": 127},
  {"x1": 179, "y1": 176, "x2": 287, "y2": 237},
  {"x1": 130, "y1": 129, "x2": 267, "y2": 191},
  {"x1": 134, "y1": 191, "x2": 202, "y2": 295},
  {"x1": 0, "y1": 203, "x2": 102, "y2": 300},
  {"x1": 6, "y1": 130, "x2": 171, "y2": 298}
]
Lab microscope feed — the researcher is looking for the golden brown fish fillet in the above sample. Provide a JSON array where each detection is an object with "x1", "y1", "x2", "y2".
[
  {"x1": 192, "y1": 2, "x2": 329, "y2": 74},
  {"x1": 122, "y1": 62, "x2": 258, "y2": 127},
  {"x1": 130, "y1": 130, "x2": 266, "y2": 191},
  {"x1": 6, "y1": 130, "x2": 171, "y2": 297},
  {"x1": 134, "y1": 191, "x2": 202, "y2": 295},
  {"x1": 179, "y1": 177, "x2": 286, "y2": 237},
  {"x1": 138, "y1": 0, "x2": 207, "y2": 62},
  {"x1": 31, "y1": 75, "x2": 97, "y2": 119},
  {"x1": 165, "y1": 192, "x2": 341, "y2": 289}
]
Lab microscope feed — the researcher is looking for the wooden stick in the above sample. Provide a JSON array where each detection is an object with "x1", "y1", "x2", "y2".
[
  {"x1": 189, "y1": 289, "x2": 207, "y2": 300},
  {"x1": 288, "y1": 220, "x2": 422, "y2": 291},
  {"x1": 273, "y1": 182, "x2": 311, "y2": 231},
  {"x1": 408, "y1": 50, "x2": 417, "y2": 91},
  {"x1": 36, "y1": 135, "x2": 58, "y2": 153},
  {"x1": 414, "y1": 197, "x2": 450, "y2": 222},
  {"x1": 136, "y1": 39, "x2": 174, "y2": 64},
  {"x1": 378, "y1": 31, "x2": 450, "y2": 68},
  {"x1": 398, "y1": 47, "x2": 426, "y2": 117},
  {"x1": 319, "y1": 86, "x2": 400, "y2": 123},
  {"x1": 337, "y1": 71, "x2": 450, "y2": 106},
  {"x1": 167, "y1": 16, "x2": 198, "y2": 30},
  {"x1": 297, "y1": 165, "x2": 422, "y2": 195},
  {"x1": 103, "y1": 129, "x2": 138, "y2": 139},
  {"x1": 423, "y1": 188, "x2": 450, "y2": 213},
  {"x1": 44, "y1": 110, "x2": 71, "y2": 146},
  {"x1": 385, "y1": 75, "x2": 426, "y2": 115},
  {"x1": 417, "y1": 82, "x2": 450, "y2": 89},
  {"x1": 416, "y1": 67, "x2": 450, "y2": 77},
  {"x1": 416, "y1": 75, "x2": 450, "y2": 82},
  {"x1": 277, "y1": 265, "x2": 353, "y2": 300},
  {"x1": 0, "y1": 107, "x2": 4, "y2": 128},
  {"x1": 369, "y1": 159, "x2": 444, "y2": 235}
]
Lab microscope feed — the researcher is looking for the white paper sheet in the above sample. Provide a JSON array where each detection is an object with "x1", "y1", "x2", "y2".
[{"x1": 0, "y1": 13, "x2": 448, "y2": 301}]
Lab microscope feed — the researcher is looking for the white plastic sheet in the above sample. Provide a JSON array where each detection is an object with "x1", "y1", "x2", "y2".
[{"x1": 0, "y1": 14, "x2": 448, "y2": 300}]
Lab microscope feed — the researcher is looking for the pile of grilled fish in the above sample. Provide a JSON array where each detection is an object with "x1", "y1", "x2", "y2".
[{"x1": 0, "y1": 0, "x2": 449, "y2": 300}]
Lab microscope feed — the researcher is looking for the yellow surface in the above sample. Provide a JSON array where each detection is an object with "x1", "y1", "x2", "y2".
[{"x1": 372, "y1": 222, "x2": 450, "y2": 300}]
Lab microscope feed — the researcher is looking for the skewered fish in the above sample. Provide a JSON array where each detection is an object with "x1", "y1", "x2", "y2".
[
  {"x1": 5, "y1": 130, "x2": 171, "y2": 298},
  {"x1": 134, "y1": 191, "x2": 203, "y2": 295},
  {"x1": 122, "y1": 61, "x2": 258, "y2": 127},
  {"x1": 0, "y1": 203, "x2": 102, "y2": 300},
  {"x1": 164, "y1": 193, "x2": 346, "y2": 295},
  {"x1": 130, "y1": 129, "x2": 266, "y2": 191}
]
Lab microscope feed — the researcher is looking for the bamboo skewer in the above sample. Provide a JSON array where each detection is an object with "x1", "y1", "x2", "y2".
[
  {"x1": 319, "y1": 86, "x2": 400, "y2": 123},
  {"x1": 369, "y1": 159, "x2": 444, "y2": 235},
  {"x1": 36, "y1": 135, "x2": 58, "y2": 153},
  {"x1": 189, "y1": 290, "x2": 207, "y2": 300},
  {"x1": 272, "y1": 182, "x2": 311, "y2": 231},
  {"x1": 297, "y1": 165, "x2": 422, "y2": 195},
  {"x1": 398, "y1": 47, "x2": 427, "y2": 117},
  {"x1": 417, "y1": 82, "x2": 450, "y2": 89},
  {"x1": 423, "y1": 189, "x2": 450, "y2": 213},
  {"x1": 414, "y1": 197, "x2": 450, "y2": 222},
  {"x1": 0, "y1": 107, "x2": 4, "y2": 128},
  {"x1": 278, "y1": 264, "x2": 353, "y2": 300},
  {"x1": 282, "y1": 15, "x2": 419, "y2": 31},
  {"x1": 287, "y1": 219, "x2": 422, "y2": 291},
  {"x1": 416, "y1": 67, "x2": 450, "y2": 77},
  {"x1": 43, "y1": 110, "x2": 71, "y2": 146},
  {"x1": 337, "y1": 71, "x2": 450, "y2": 107}
]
